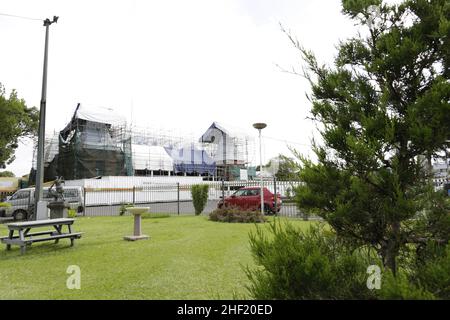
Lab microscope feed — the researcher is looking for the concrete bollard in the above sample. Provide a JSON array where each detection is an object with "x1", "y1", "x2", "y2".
[{"x1": 123, "y1": 207, "x2": 150, "y2": 241}]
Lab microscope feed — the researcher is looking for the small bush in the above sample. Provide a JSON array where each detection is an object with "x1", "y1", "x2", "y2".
[
  {"x1": 0, "y1": 202, "x2": 11, "y2": 208},
  {"x1": 191, "y1": 184, "x2": 209, "y2": 215},
  {"x1": 376, "y1": 242, "x2": 449, "y2": 300},
  {"x1": 246, "y1": 222, "x2": 377, "y2": 299},
  {"x1": 67, "y1": 209, "x2": 77, "y2": 218},
  {"x1": 209, "y1": 206, "x2": 266, "y2": 223},
  {"x1": 379, "y1": 270, "x2": 436, "y2": 300},
  {"x1": 414, "y1": 244, "x2": 450, "y2": 299},
  {"x1": 119, "y1": 202, "x2": 133, "y2": 216},
  {"x1": 379, "y1": 243, "x2": 450, "y2": 300}
]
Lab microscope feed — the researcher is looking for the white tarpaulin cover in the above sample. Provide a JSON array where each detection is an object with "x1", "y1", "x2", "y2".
[
  {"x1": 164, "y1": 146, "x2": 216, "y2": 175},
  {"x1": 132, "y1": 144, "x2": 174, "y2": 171},
  {"x1": 75, "y1": 104, "x2": 126, "y2": 126}
]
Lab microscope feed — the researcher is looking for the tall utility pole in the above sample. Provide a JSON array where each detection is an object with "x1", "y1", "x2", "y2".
[
  {"x1": 253, "y1": 123, "x2": 267, "y2": 215},
  {"x1": 34, "y1": 16, "x2": 58, "y2": 220}
]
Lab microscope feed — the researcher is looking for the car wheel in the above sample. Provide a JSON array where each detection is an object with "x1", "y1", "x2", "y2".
[
  {"x1": 265, "y1": 204, "x2": 274, "y2": 215},
  {"x1": 258, "y1": 204, "x2": 271, "y2": 215},
  {"x1": 13, "y1": 210, "x2": 28, "y2": 221}
]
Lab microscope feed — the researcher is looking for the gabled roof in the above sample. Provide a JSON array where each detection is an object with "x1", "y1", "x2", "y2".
[{"x1": 199, "y1": 121, "x2": 252, "y2": 143}]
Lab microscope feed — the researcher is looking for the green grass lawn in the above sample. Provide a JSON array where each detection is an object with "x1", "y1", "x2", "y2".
[{"x1": 0, "y1": 215, "x2": 313, "y2": 299}]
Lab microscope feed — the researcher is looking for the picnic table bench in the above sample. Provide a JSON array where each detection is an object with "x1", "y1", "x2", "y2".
[{"x1": 0, "y1": 218, "x2": 83, "y2": 254}]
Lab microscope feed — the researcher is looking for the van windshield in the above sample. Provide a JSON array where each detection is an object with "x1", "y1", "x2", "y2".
[{"x1": 10, "y1": 191, "x2": 29, "y2": 200}]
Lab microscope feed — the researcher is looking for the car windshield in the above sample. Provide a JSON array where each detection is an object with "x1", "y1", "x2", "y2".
[
  {"x1": 234, "y1": 190, "x2": 247, "y2": 197},
  {"x1": 247, "y1": 189, "x2": 260, "y2": 196},
  {"x1": 233, "y1": 189, "x2": 260, "y2": 197}
]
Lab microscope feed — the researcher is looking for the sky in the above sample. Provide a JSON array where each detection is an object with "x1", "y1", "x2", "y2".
[{"x1": 0, "y1": 0, "x2": 358, "y2": 176}]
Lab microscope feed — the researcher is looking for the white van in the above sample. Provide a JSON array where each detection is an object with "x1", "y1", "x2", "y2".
[{"x1": 2, "y1": 186, "x2": 84, "y2": 220}]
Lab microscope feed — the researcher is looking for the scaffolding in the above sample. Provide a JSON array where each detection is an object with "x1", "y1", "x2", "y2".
[
  {"x1": 32, "y1": 105, "x2": 257, "y2": 182},
  {"x1": 199, "y1": 122, "x2": 256, "y2": 180},
  {"x1": 56, "y1": 104, "x2": 132, "y2": 180}
]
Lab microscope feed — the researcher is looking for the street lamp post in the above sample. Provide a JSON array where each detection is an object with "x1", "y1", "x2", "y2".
[
  {"x1": 253, "y1": 123, "x2": 267, "y2": 215},
  {"x1": 34, "y1": 16, "x2": 58, "y2": 220}
]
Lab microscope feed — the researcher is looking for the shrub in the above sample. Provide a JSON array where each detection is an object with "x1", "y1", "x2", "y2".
[
  {"x1": 191, "y1": 184, "x2": 209, "y2": 215},
  {"x1": 246, "y1": 222, "x2": 377, "y2": 299},
  {"x1": 67, "y1": 209, "x2": 77, "y2": 218},
  {"x1": 378, "y1": 270, "x2": 436, "y2": 300},
  {"x1": 210, "y1": 206, "x2": 266, "y2": 223},
  {"x1": 0, "y1": 202, "x2": 11, "y2": 208},
  {"x1": 376, "y1": 242, "x2": 449, "y2": 300},
  {"x1": 119, "y1": 202, "x2": 133, "y2": 216},
  {"x1": 414, "y1": 244, "x2": 450, "y2": 299}
]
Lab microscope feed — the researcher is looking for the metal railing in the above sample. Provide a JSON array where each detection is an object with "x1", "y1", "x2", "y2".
[
  {"x1": 82, "y1": 179, "x2": 309, "y2": 218},
  {"x1": 0, "y1": 192, "x2": 15, "y2": 202}
]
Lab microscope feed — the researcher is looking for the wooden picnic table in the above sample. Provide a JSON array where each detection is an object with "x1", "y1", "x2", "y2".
[{"x1": 0, "y1": 218, "x2": 83, "y2": 254}]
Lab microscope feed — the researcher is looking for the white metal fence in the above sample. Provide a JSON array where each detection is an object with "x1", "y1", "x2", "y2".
[{"x1": 82, "y1": 180, "x2": 306, "y2": 218}]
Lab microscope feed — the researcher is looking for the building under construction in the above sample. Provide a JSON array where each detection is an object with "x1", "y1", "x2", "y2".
[
  {"x1": 31, "y1": 104, "x2": 256, "y2": 182},
  {"x1": 30, "y1": 104, "x2": 132, "y2": 182},
  {"x1": 200, "y1": 122, "x2": 256, "y2": 180}
]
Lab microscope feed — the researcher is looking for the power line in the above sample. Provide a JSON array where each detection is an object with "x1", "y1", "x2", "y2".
[{"x1": 0, "y1": 12, "x2": 42, "y2": 22}]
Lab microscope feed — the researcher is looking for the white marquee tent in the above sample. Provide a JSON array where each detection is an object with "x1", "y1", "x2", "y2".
[{"x1": 131, "y1": 144, "x2": 174, "y2": 172}]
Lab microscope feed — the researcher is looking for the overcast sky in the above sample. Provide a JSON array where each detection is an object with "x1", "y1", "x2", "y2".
[{"x1": 0, "y1": 0, "x2": 359, "y2": 176}]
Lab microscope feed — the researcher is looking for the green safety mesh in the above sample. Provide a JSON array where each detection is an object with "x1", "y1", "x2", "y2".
[
  {"x1": 56, "y1": 130, "x2": 130, "y2": 180},
  {"x1": 29, "y1": 117, "x2": 134, "y2": 181},
  {"x1": 228, "y1": 166, "x2": 257, "y2": 179}
]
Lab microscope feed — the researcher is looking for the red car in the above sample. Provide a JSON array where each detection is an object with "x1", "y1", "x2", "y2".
[{"x1": 218, "y1": 187, "x2": 282, "y2": 214}]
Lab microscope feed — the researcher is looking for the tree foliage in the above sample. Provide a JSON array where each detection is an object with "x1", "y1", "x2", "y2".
[
  {"x1": 0, "y1": 83, "x2": 39, "y2": 169},
  {"x1": 257, "y1": 154, "x2": 300, "y2": 181},
  {"x1": 290, "y1": 0, "x2": 450, "y2": 273},
  {"x1": 274, "y1": 154, "x2": 300, "y2": 181},
  {"x1": 247, "y1": 223, "x2": 378, "y2": 299},
  {"x1": 0, "y1": 171, "x2": 15, "y2": 177},
  {"x1": 246, "y1": 220, "x2": 450, "y2": 299}
]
